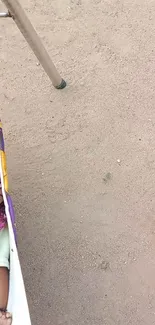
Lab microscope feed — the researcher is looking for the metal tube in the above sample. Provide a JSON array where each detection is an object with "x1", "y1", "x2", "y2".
[
  {"x1": 1, "y1": 0, "x2": 66, "y2": 89},
  {"x1": 0, "y1": 12, "x2": 11, "y2": 17}
]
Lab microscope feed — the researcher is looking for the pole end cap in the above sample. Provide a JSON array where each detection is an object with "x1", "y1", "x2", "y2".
[{"x1": 55, "y1": 79, "x2": 66, "y2": 89}]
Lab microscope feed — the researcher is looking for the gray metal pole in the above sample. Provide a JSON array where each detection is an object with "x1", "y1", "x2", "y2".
[{"x1": 1, "y1": 0, "x2": 66, "y2": 89}]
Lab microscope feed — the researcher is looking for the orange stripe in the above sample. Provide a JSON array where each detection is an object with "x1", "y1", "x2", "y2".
[{"x1": 0, "y1": 150, "x2": 9, "y2": 192}]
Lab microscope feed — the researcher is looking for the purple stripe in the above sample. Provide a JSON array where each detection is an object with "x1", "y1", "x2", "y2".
[
  {"x1": 0, "y1": 128, "x2": 4, "y2": 151},
  {"x1": 0, "y1": 125, "x2": 17, "y2": 243},
  {"x1": 6, "y1": 194, "x2": 17, "y2": 243}
]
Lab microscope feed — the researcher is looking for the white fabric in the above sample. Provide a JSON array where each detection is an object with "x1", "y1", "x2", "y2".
[
  {"x1": 0, "y1": 157, "x2": 31, "y2": 325},
  {"x1": 0, "y1": 227, "x2": 10, "y2": 269}
]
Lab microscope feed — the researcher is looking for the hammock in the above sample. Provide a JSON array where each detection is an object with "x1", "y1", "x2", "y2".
[{"x1": 0, "y1": 122, "x2": 31, "y2": 325}]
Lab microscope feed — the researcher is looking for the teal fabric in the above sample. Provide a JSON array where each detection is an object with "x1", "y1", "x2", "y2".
[{"x1": 0, "y1": 227, "x2": 9, "y2": 269}]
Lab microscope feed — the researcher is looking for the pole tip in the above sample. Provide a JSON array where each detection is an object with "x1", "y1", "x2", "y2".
[{"x1": 55, "y1": 79, "x2": 66, "y2": 90}]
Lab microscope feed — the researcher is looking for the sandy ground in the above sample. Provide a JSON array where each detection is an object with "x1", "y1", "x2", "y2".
[{"x1": 1, "y1": 0, "x2": 155, "y2": 324}]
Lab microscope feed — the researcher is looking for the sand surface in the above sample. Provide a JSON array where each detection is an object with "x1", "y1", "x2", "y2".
[{"x1": 1, "y1": 0, "x2": 155, "y2": 324}]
